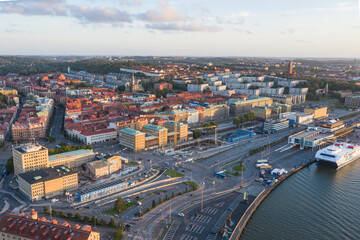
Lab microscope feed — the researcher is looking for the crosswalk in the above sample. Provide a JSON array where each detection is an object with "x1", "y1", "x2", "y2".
[
  {"x1": 180, "y1": 234, "x2": 198, "y2": 240},
  {"x1": 163, "y1": 221, "x2": 180, "y2": 240},
  {"x1": 202, "y1": 207, "x2": 218, "y2": 215},
  {"x1": 191, "y1": 214, "x2": 212, "y2": 224},
  {"x1": 185, "y1": 223, "x2": 205, "y2": 234}
]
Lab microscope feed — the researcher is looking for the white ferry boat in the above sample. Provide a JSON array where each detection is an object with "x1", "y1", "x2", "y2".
[{"x1": 315, "y1": 142, "x2": 360, "y2": 169}]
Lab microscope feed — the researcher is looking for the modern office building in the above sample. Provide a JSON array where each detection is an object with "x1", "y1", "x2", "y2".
[
  {"x1": 48, "y1": 149, "x2": 96, "y2": 169},
  {"x1": 288, "y1": 130, "x2": 335, "y2": 150},
  {"x1": 87, "y1": 155, "x2": 122, "y2": 178},
  {"x1": 345, "y1": 95, "x2": 360, "y2": 107},
  {"x1": 12, "y1": 144, "x2": 49, "y2": 175},
  {"x1": 142, "y1": 124, "x2": 168, "y2": 146},
  {"x1": 119, "y1": 128, "x2": 146, "y2": 152},
  {"x1": 18, "y1": 166, "x2": 78, "y2": 201},
  {"x1": 263, "y1": 119, "x2": 290, "y2": 133},
  {"x1": 252, "y1": 103, "x2": 291, "y2": 120},
  {"x1": 164, "y1": 121, "x2": 189, "y2": 142}
]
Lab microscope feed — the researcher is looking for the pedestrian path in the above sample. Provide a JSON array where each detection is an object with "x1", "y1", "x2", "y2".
[
  {"x1": 191, "y1": 214, "x2": 212, "y2": 224},
  {"x1": 180, "y1": 234, "x2": 198, "y2": 240},
  {"x1": 185, "y1": 223, "x2": 205, "y2": 234}
]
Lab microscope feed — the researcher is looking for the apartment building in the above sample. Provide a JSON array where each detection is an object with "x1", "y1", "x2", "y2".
[
  {"x1": 229, "y1": 97, "x2": 273, "y2": 115},
  {"x1": 18, "y1": 165, "x2": 78, "y2": 201},
  {"x1": 12, "y1": 145, "x2": 49, "y2": 175},
  {"x1": 304, "y1": 106, "x2": 328, "y2": 119},
  {"x1": 0, "y1": 211, "x2": 100, "y2": 240}
]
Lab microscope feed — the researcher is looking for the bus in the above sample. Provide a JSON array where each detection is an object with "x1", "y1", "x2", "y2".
[{"x1": 214, "y1": 171, "x2": 226, "y2": 179}]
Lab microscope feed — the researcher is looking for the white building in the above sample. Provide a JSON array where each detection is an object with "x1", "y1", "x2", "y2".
[
  {"x1": 67, "y1": 128, "x2": 117, "y2": 145},
  {"x1": 280, "y1": 112, "x2": 314, "y2": 124},
  {"x1": 289, "y1": 88, "x2": 308, "y2": 95},
  {"x1": 187, "y1": 83, "x2": 210, "y2": 92},
  {"x1": 186, "y1": 109, "x2": 199, "y2": 124}
]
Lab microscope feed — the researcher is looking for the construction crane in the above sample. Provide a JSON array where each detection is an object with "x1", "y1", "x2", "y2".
[{"x1": 142, "y1": 113, "x2": 188, "y2": 149}]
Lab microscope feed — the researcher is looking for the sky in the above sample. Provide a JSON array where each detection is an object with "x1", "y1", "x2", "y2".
[{"x1": 0, "y1": 0, "x2": 359, "y2": 58}]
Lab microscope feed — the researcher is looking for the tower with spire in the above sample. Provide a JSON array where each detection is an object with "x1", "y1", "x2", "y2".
[{"x1": 131, "y1": 73, "x2": 136, "y2": 93}]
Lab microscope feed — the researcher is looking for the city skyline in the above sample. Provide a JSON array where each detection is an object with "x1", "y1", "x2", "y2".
[{"x1": 0, "y1": 0, "x2": 360, "y2": 58}]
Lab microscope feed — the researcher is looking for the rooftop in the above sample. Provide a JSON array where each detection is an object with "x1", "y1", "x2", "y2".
[
  {"x1": 49, "y1": 149, "x2": 94, "y2": 162},
  {"x1": 119, "y1": 128, "x2": 145, "y2": 136},
  {"x1": 0, "y1": 212, "x2": 96, "y2": 240},
  {"x1": 15, "y1": 144, "x2": 47, "y2": 154},
  {"x1": 143, "y1": 124, "x2": 167, "y2": 131},
  {"x1": 18, "y1": 166, "x2": 76, "y2": 185}
]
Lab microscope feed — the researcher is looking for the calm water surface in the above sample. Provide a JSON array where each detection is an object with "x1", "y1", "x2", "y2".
[{"x1": 240, "y1": 161, "x2": 360, "y2": 240}]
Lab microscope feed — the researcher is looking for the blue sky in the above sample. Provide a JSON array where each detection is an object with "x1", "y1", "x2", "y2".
[{"x1": 0, "y1": 0, "x2": 359, "y2": 57}]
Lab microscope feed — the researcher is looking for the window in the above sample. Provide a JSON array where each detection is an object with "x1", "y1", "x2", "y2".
[{"x1": 320, "y1": 153, "x2": 335, "y2": 158}]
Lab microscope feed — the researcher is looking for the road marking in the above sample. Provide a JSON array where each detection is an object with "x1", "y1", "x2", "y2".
[
  {"x1": 185, "y1": 223, "x2": 205, "y2": 234},
  {"x1": 191, "y1": 214, "x2": 212, "y2": 224},
  {"x1": 202, "y1": 207, "x2": 218, "y2": 215},
  {"x1": 181, "y1": 234, "x2": 198, "y2": 240},
  {"x1": 163, "y1": 221, "x2": 180, "y2": 240}
]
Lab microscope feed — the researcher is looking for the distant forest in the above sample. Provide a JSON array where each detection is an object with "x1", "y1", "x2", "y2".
[{"x1": 0, "y1": 56, "x2": 156, "y2": 76}]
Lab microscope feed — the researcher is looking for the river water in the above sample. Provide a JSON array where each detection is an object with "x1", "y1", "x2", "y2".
[{"x1": 240, "y1": 161, "x2": 360, "y2": 240}]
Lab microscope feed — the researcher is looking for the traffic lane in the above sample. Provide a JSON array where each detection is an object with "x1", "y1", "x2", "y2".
[
  {"x1": 172, "y1": 191, "x2": 240, "y2": 240},
  {"x1": 200, "y1": 128, "x2": 301, "y2": 166},
  {"x1": 121, "y1": 184, "x2": 189, "y2": 221}
]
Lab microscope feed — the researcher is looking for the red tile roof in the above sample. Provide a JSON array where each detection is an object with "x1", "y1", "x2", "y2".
[{"x1": 0, "y1": 212, "x2": 97, "y2": 240}]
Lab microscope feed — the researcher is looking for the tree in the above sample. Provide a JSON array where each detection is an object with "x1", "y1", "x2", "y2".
[
  {"x1": 100, "y1": 218, "x2": 107, "y2": 226},
  {"x1": 203, "y1": 87, "x2": 211, "y2": 93},
  {"x1": 5, "y1": 156, "x2": 13, "y2": 173},
  {"x1": 83, "y1": 215, "x2": 90, "y2": 223},
  {"x1": 109, "y1": 217, "x2": 116, "y2": 227},
  {"x1": 66, "y1": 212, "x2": 72, "y2": 219},
  {"x1": 165, "y1": 194, "x2": 169, "y2": 201},
  {"x1": 51, "y1": 209, "x2": 57, "y2": 216},
  {"x1": 43, "y1": 206, "x2": 49, "y2": 213},
  {"x1": 152, "y1": 199, "x2": 156, "y2": 208},
  {"x1": 185, "y1": 187, "x2": 188, "y2": 193},
  {"x1": 115, "y1": 85, "x2": 126, "y2": 93},
  {"x1": 193, "y1": 129, "x2": 201, "y2": 139},
  {"x1": 115, "y1": 198, "x2": 126, "y2": 212},
  {"x1": 161, "y1": 105, "x2": 170, "y2": 111},
  {"x1": 91, "y1": 216, "x2": 98, "y2": 225},
  {"x1": 158, "y1": 197, "x2": 162, "y2": 204},
  {"x1": 171, "y1": 192, "x2": 175, "y2": 198},
  {"x1": 114, "y1": 227, "x2": 123, "y2": 240},
  {"x1": 233, "y1": 117, "x2": 240, "y2": 127},
  {"x1": 74, "y1": 212, "x2": 81, "y2": 220},
  {"x1": 59, "y1": 211, "x2": 64, "y2": 217}
]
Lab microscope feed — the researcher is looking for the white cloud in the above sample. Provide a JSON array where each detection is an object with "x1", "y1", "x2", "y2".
[
  {"x1": 138, "y1": 0, "x2": 187, "y2": 22},
  {"x1": 146, "y1": 22, "x2": 222, "y2": 32}
]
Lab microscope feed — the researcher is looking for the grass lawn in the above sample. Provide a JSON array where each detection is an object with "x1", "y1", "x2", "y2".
[
  {"x1": 164, "y1": 169, "x2": 184, "y2": 178},
  {"x1": 127, "y1": 161, "x2": 139, "y2": 165},
  {"x1": 104, "y1": 198, "x2": 142, "y2": 215},
  {"x1": 185, "y1": 181, "x2": 199, "y2": 190},
  {"x1": 319, "y1": 96, "x2": 333, "y2": 101},
  {"x1": 232, "y1": 164, "x2": 245, "y2": 172}
]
